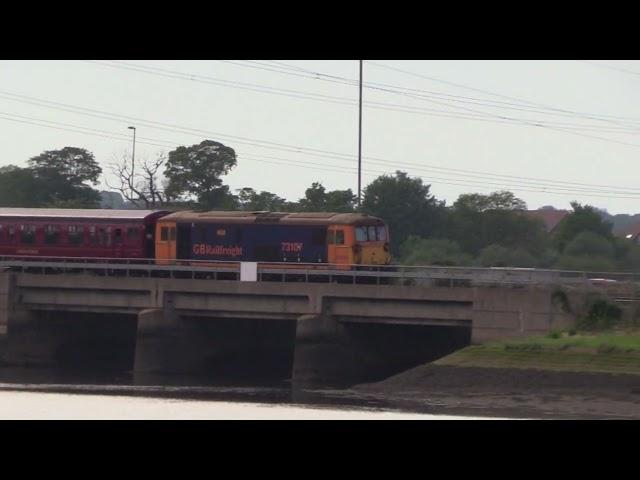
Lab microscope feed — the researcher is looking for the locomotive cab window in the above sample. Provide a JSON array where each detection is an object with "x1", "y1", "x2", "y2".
[
  {"x1": 377, "y1": 226, "x2": 387, "y2": 241},
  {"x1": 368, "y1": 226, "x2": 377, "y2": 241},
  {"x1": 335, "y1": 230, "x2": 345, "y2": 245},
  {"x1": 355, "y1": 227, "x2": 367, "y2": 242}
]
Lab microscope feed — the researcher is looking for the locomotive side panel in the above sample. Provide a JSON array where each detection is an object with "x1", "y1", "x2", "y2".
[{"x1": 187, "y1": 223, "x2": 328, "y2": 264}]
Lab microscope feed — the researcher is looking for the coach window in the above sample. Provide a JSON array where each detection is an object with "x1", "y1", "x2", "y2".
[
  {"x1": 88, "y1": 226, "x2": 97, "y2": 246},
  {"x1": 335, "y1": 229, "x2": 345, "y2": 245},
  {"x1": 68, "y1": 226, "x2": 83, "y2": 245},
  {"x1": 20, "y1": 225, "x2": 36, "y2": 244},
  {"x1": 127, "y1": 227, "x2": 139, "y2": 242},
  {"x1": 160, "y1": 227, "x2": 169, "y2": 242},
  {"x1": 355, "y1": 227, "x2": 367, "y2": 242},
  {"x1": 8, "y1": 226, "x2": 15, "y2": 243},
  {"x1": 98, "y1": 227, "x2": 111, "y2": 247},
  {"x1": 114, "y1": 228, "x2": 123, "y2": 245},
  {"x1": 169, "y1": 227, "x2": 176, "y2": 241},
  {"x1": 44, "y1": 225, "x2": 60, "y2": 245},
  {"x1": 0, "y1": 225, "x2": 3, "y2": 243},
  {"x1": 327, "y1": 230, "x2": 335, "y2": 245}
]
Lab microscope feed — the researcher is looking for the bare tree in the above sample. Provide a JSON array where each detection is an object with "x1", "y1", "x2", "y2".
[{"x1": 106, "y1": 151, "x2": 169, "y2": 208}]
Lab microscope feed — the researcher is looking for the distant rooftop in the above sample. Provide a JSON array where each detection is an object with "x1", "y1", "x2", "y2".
[
  {"x1": 523, "y1": 209, "x2": 570, "y2": 233},
  {"x1": 619, "y1": 222, "x2": 640, "y2": 241}
]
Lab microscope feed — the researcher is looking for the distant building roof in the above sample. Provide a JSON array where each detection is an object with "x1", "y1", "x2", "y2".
[
  {"x1": 523, "y1": 209, "x2": 570, "y2": 233},
  {"x1": 620, "y1": 222, "x2": 640, "y2": 242}
]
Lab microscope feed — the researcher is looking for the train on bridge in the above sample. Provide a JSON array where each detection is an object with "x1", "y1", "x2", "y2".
[{"x1": 0, "y1": 208, "x2": 391, "y2": 268}]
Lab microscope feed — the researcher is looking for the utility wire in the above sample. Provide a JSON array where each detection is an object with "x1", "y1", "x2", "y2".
[
  {"x1": 91, "y1": 60, "x2": 640, "y2": 135},
  {"x1": 224, "y1": 60, "x2": 640, "y2": 126},
  {"x1": 366, "y1": 60, "x2": 640, "y2": 130},
  {"x1": 1, "y1": 90, "x2": 640, "y2": 193},
  {"x1": 2, "y1": 110, "x2": 639, "y2": 201}
]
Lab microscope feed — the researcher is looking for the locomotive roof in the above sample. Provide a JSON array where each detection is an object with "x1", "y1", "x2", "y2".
[
  {"x1": 0, "y1": 208, "x2": 166, "y2": 221},
  {"x1": 158, "y1": 210, "x2": 386, "y2": 226}
]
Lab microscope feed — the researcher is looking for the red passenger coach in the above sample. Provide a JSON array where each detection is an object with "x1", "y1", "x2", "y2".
[{"x1": 0, "y1": 208, "x2": 168, "y2": 259}]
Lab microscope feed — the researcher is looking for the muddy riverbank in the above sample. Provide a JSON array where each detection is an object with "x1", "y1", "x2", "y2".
[{"x1": 352, "y1": 364, "x2": 640, "y2": 419}]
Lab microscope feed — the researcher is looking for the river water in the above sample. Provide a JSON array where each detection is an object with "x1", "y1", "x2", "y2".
[
  {"x1": 0, "y1": 368, "x2": 506, "y2": 419},
  {"x1": 0, "y1": 389, "x2": 498, "y2": 419}
]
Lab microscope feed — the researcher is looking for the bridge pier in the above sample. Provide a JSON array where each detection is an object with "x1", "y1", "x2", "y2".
[
  {"x1": 292, "y1": 314, "x2": 368, "y2": 386},
  {"x1": 133, "y1": 309, "x2": 297, "y2": 382},
  {"x1": 0, "y1": 272, "x2": 12, "y2": 361},
  {"x1": 292, "y1": 314, "x2": 472, "y2": 386},
  {"x1": 2, "y1": 309, "x2": 138, "y2": 370}
]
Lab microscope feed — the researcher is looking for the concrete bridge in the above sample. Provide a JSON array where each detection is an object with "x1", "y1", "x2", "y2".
[{"x1": 0, "y1": 263, "x2": 585, "y2": 384}]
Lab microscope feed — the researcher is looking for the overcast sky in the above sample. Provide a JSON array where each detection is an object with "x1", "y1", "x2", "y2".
[{"x1": 1, "y1": 60, "x2": 640, "y2": 214}]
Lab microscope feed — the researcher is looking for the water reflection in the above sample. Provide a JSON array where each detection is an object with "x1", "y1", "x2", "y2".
[{"x1": 0, "y1": 365, "x2": 400, "y2": 415}]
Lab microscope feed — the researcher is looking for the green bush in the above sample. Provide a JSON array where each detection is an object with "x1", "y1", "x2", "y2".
[
  {"x1": 564, "y1": 231, "x2": 614, "y2": 258},
  {"x1": 555, "y1": 254, "x2": 615, "y2": 272},
  {"x1": 475, "y1": 244, "x2": 538, "y2": 268},
  {"x1": 399, "y1": 236, "x2": 473, "y2": 266},
  {"x1": 577, "y1": 298, "x2": 623, "y2": 331},
  {"x1": 552, "y1": 290, "x2": 572, "y2": 314}
]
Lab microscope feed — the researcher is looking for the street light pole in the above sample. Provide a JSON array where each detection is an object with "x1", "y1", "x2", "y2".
[
  {"x1": 358, "y1": 60, "x2": 363, "y2": 206},
  {"x1": 128, "y1": 126, "x2": 136, "y2": 175}
]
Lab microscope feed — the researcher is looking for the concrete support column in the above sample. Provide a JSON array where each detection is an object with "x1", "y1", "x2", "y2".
[
  {"x1": 133, "y1": 308, "x2": 210, "y2": 376},
  {"x1": 292, "y1": 314, "x2": 369, "y2": 386},
  {"x1": 133, "y1": 309, "x2": 298, "y2": 382},
  {"x1": 3, "y1": 309, "x2": 138, "y2": 370},
  {"x1": 0, "y1": 271, "x2": 12, "y2": 361},
  {"x1": 292, "y1": 314, "x2": 472, "y2": 386},
  {"x1": 0, "y1": 271, "x2": 11, "y2": 337},
  {"x1": 3, "y1": 309, "x2": 60, "y2": 367}
]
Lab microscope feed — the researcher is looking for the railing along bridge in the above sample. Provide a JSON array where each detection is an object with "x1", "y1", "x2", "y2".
[{"x1": 1, "y1": 255, "x2": 638, "y2": 288}]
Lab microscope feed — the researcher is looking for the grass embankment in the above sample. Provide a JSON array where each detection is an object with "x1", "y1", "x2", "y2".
[{"x1": 435, "y1": 331, "x2": 640, "y2": 375}]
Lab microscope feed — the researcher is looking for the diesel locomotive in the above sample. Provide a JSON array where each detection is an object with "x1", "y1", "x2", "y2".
[{"x1": 0, "y1": 208, "x2": 391, "y2": 268}]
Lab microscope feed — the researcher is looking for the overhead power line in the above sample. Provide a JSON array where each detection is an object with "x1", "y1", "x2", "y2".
[
  {"x1": 84, "y1": 60, "x2": 640, "y2": 147},
  {"x1": 366, "y1": 60, "x2": 640, "y2": 131},
  {"x1": 89, "y1": 60, "x2": 640, "y2": 134},
  {"x1": 581, "y1": 60, "x2": 640, "y2": 77},
  {"x1": 3, "y1": 109, "x2": 640, "y2": 201},
  {"x1": 1, "y1": 89, "x2": 640, "y2": 194},
  {"x1": 223, "y1": 60, "x2": 640, "y2": 126}
]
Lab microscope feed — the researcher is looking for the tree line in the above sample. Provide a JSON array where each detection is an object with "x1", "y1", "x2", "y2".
[{"x1": 1, "y1": 139, "x2": 638, "y2": 272}]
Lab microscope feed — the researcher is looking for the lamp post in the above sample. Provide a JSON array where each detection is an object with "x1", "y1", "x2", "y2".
[
  {"x1": 128, "y1": 126, "x2": 136, "y2": 175},
  {"x1": 357, "y1": 60, "x2": 363, "y2": 206}
]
